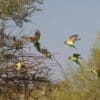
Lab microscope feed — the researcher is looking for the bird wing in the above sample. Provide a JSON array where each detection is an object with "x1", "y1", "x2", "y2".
[
  {"x1": 40, "y1": 48, "x2": 52, "y2": 58},
  {"x1": 40, "y1": 48, "x2": 48, "y2": 54},
  {"x1": 73, "y1": 53, "x2": 80, "y2": 58},
  {"x1": 15, "y1": 62, "x2": 21, "y2": 71},
  {"x1": 69, "y1": 35, "x2": 79, "y2": 42},
  {"x1": 34, "y1": 30, "x2": 41, "y2": 41}
]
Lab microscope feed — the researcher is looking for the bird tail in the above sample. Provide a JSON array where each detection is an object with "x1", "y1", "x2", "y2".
[
  {"x1": 34, "y1": 42, "x2": 41, "y2": 52},
  {"x1": 72, "y1": 45, "x2": 76, "y2": 48},
  {"x1": 76, "y1": 61, "x2": 82, "y2": 67}
]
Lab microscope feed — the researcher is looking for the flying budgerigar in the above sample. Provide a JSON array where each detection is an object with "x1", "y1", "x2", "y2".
[
  {"x1": 64, "y1": 34, "x2": 80, "y2": 48},
  {"x1": 40, "y1": 48, "x2": 52, "y2": 59},
  {"x1": 68, "y1": 53, "x2": 82, "y2": 66}
]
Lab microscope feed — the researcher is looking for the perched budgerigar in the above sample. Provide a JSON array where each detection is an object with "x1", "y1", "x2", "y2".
[
  {"x1": 14, "y1": 61, "x2": 25, "y2": 71},
  {"x1": 68, "y1": 53, "x2": 82, "y2": 66},
  {"x1": 64, "y1": 35, "x2": 80, "y2": 48}
]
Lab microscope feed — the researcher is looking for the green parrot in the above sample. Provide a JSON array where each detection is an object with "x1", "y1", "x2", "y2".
[
  {"x1": 91, "y1": 69, "x2": 100, "y2": 78},
  {"x1": 40, "y1": 48, "x2": 52, "y2": 59},
  {"x1": 68, "y1": 53, "x2": 81, "y2": 66},
  {"x1": 33, "y1": 41, "x2": 52, "y2": 59},
  {"x1": 14, "y1": 61, "x2": 26, "y2": 71},
  {"x1": 64, "y1": 35, "x2": 80, "y2": 48}
]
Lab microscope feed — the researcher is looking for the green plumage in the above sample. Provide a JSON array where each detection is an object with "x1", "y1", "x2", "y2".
[
  {"x1": 40, "y1": 48, "x2": 52, "y2": 59},
  {"x1": 34, "y1": 42, "x2": 41, "y2": 52},
  {"x1": 68, "y1": 53, "x2": 81, "y2": 66},
  {"x1": 64, "y1": 34, "x2": 80, "y2": 48}
]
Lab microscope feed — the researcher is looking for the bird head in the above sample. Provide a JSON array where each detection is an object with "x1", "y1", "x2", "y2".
[{"x1": 15, "y1": 61, "x2": 22, "y2": 67}]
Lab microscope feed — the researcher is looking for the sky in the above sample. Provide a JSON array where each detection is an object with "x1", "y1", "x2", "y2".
[{"x1": 23, "y1": 0, "x2": 100, "y2": 79}]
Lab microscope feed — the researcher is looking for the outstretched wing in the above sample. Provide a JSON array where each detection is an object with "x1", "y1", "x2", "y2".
[
  {"x1": 40, "y1": 48, "x2": 52, "y2": 58},
  {"x1": 69, "y1": 35, "x2": 79, "y2": 42},
  {"x1": 34, "y1": 30, "x2": 41, "y2": 41},
  {"x1": 73, "y1": 53, "x2": 80, "y2": 58}
]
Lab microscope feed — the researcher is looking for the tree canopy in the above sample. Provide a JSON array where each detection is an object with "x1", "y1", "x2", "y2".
[{"x1": 0, "y1": 0, "x2": 43, "y2": 27}]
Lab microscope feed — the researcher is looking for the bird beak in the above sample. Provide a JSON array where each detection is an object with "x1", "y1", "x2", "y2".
[{"x1": 64, "y1": 41, "x2": 66, "y2": 44}]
